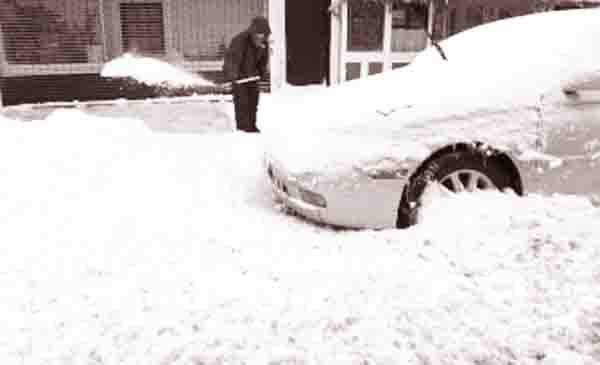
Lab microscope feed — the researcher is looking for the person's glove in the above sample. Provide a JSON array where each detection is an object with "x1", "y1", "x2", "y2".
[{"x1": 217, "y1": 80, "x2": 234, "y2": 93}]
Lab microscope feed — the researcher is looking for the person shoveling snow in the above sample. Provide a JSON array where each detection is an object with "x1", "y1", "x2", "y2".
[
  {"x1": 101, "y1": 53, "x2": 215, "y2": 89},
  {"x1": 223, "y1": 16, "x2": 272, "y2": 133},
  {"x1": 100, "y1": 53, "x2": 240, "y2": 131},
  {"x1": 101, "y1": 17, "x2": 272, "y2": 134}
]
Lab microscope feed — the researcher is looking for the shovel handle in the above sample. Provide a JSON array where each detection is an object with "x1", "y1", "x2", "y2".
[{"x1": 220, "y1": 76, "x2": 260, "y2": 88}]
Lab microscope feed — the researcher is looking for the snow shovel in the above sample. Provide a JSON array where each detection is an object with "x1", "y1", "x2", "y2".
[{"x1": 217, "y1": 76, "x2": 261, "y2": 90}]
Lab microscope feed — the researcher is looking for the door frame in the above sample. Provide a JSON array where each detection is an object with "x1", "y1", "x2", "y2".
[
  {"x1": 332, "y1": 0, "x2": 434, "y2": 83},
  {"x1": 269, "y1": 0, "x2": 286, "y2": 90}
]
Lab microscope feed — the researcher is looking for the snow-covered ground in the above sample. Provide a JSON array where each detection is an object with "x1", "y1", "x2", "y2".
[{"x1": 1, "y1": 101, "x2": 599, "y2": 365}]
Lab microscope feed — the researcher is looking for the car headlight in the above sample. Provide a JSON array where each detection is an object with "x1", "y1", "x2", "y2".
[
  {"x1": 364, "y1": 168, "x2": 410, "y2": 180},
  {"x1": 298, "y1": 187, "x2": 327, "y2": 208},
  {"x1": 359, "y1": 158, "x2": 412, "y2": 180}
]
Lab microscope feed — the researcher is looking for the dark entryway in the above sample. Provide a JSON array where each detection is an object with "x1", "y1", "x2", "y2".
[{"x1": 285, "y1": 0, "x2": 331, "y2": 85}]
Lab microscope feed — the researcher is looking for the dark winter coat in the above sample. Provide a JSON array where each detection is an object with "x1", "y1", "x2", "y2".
[{"x1": 223, "y1": 17, "x2": 271, "y2": 83}]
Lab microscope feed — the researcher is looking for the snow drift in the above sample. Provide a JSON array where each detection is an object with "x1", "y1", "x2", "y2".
[{"x1": 0, "y1": 107, "x2": 599, "y2": 364}]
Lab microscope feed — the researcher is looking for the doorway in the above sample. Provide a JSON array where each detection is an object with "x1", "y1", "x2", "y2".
[{"x1": 285, "y1": 0, "x2": 331, "y2": 85}]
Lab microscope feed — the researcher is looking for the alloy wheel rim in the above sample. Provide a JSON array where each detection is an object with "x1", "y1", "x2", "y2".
[{"x1": 439, "y1": 169, "x2": 496, "y2": 193}]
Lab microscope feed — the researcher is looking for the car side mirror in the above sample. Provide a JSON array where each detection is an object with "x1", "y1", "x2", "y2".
[{"x1": 562, "y1": 69, "x2": 600, "y2": 96}]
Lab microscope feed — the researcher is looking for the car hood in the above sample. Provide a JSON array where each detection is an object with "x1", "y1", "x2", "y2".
[
  {"x1": 263, "y1": 132, "x2": 431, "y2": 179},
  {"x1": 260, "y1": 62, "x2": 544, "y2": 178}
]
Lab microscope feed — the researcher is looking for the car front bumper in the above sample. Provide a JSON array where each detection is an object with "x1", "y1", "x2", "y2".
[
  {"x1": 264, "y1": 154, "x2": 410, "y2": 229},
  {"x1": 266, "y1": 158, "x2": 326, "y2": 223}
]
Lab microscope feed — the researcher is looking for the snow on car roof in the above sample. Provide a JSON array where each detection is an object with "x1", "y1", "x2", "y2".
[{"x1": 259, "y1": 8, "x2": 600, "y2": 174}]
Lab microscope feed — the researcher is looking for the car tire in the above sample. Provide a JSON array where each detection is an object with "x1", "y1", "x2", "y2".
[{"x1": 396, "y1": 149, "x2": 516, "y2": 228}]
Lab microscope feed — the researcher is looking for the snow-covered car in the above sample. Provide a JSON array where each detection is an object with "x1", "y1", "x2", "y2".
[{"x1": 259, "y1": 9, "x2": 600, "y2": 229}]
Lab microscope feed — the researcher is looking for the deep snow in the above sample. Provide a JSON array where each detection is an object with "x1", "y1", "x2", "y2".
[
  {"x1": 2, "y1": 9, "x2": 600, "y2": 363},
  {"x1": 1, "y1": 106, "x2": 600, "y2": 365}
]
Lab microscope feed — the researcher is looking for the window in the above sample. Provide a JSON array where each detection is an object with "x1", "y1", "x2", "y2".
[
  {"x1": 498, "y1": 9, "x2": 512, "y2": 19},
  {"x1": 120, "y1": 3, "x2": 165, "y2": 55},
  {"x1": 391, "y1": 2, "x2": 427, "y2": 52},
  {"x1": 178, "y1": 0, "x2": 266, "y2": 61},
  {"x1": 391, "y1": 2, "x2": 427, "y2": 30},
  {"x1": 448, "y1": 8, "x2": 457, "y2": 35},
  {"x1": 1, "y1": 0, "x2": 102, "y2": 64},
  {"x1": 368, "y1": 62, "x2": 383, "y2": 75},
  {"x1": 466, "y1": 6, "x2": 484, "y2": 29},
  {"x1": 346, "y1": 62, "x2": 361, "y2": 80},
  {"x1": 431, "y1": 3, "x2": 447, "y2": 41},
  {"x1": 347, "y1": 1, "x2": 384, "y2": 51}
]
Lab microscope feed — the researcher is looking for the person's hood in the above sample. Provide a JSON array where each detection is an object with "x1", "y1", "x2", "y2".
[{"x1": 248, "y1": 16, "x2": 271, "y2": 36}]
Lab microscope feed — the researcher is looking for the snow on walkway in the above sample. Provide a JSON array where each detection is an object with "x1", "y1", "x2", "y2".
[{"x1": 0, "y1": 109, "x2": 599, "y2": 364}]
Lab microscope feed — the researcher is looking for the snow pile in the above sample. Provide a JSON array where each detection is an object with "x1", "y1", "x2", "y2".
[
  {"x1": 101, "y1": 53, "x2": 215, "y2": 88},
  {"x1": 1, "y1": 96, "x2": 235, "y2": 134},
  {"x1": 1, "y1": 108, "x2": 600, "y2": 364}
]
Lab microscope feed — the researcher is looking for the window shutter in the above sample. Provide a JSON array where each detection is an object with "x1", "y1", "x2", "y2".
[{"x1": 120, "y1": 3, "x2": 165, "y2": 55}]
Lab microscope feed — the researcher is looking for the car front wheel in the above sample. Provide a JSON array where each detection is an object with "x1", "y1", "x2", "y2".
[{"x1": 396, "y1": 149, "x2": 516, "y2": 228}]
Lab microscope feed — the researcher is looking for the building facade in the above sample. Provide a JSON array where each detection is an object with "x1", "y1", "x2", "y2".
[
  {"x1": 0, "y1": 0, "x2": 597, "y2": 105},
  {"x1": 0, "y1": 0, "x2": 270, "y2": 105},
  {"x1": 326, "y1": 0, "x2": 600, "y2": 84}
]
